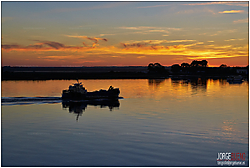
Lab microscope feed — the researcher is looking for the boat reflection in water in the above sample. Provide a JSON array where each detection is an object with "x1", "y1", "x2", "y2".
[{"x1": 62, "y1": 99, "x2": 120, "y2": 121}]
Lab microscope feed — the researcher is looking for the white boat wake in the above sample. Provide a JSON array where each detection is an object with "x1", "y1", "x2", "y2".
[{"x1": 1, "y1": 97, "x2": 62, "y2": 106}]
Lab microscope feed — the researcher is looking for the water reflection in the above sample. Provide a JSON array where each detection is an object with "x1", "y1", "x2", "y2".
[
  {"x1": 171, "y1": 78, "x2": 208, "y2": 92},
  {"x1": 227, "y1": 75, "x2": 244, "y2": 84},
  {"x1": 190, "y1": 78, "x2": 207, "y2": 91},
  {"x1": 218, "y1": 79, "x2": 228, "y2": 86},
  {"x1": 227, "y1": 80, "x2": 244, "y2": 84},
  {"x1": 2, "y1": 79, "x2": 248, "y2": 166},
  {"x1": 62, "y1": 99, "x2": 120, "y2": 120},
  {"x1": 148, "y1": 79, "x2": 165, "y2": 88}
]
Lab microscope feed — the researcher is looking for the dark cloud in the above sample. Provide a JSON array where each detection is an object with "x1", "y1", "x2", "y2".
[
  {"x1": 32, "y1": 40, "x2": 68, "y2": 49},
  {"x1": 42, "y1": 41, "x2": 65, "y2": 49},
  {"x1": 82, "y1": 36, "x2": 107, "y2": 47},
  {"x1": 82, "y1": 42, "x2": 89, "y2": 47},
  {"x1": 2, "y1": 40, "x2": 85, "y2": 51},
  {"x1": 65, "y1": 35, "x2": 108, "y2": 48},
  {"x1": 120, "y1": 42, "x2": 148, "y2": 48},
  {"x1": 26, "y1": 44, "x2": 44, "y2": 49},
  {"x1": 121, "y1": 43, "x2": 127, "y2": 47},
  {"x1": 102, "y1": 38, "x2": 108, "y2": 42},
  {"x1": 151, "y1": 46, "x2": 158, "y2": 50},
  {"x1": 86, "y1": 37, "x2": 108, "y2": 44},
  {"x1": 87, "y1": 37, "x2": 98, "y2": 43},
  {"x1": 2, "y1": 44, "x2": 20, "y2": 49}
]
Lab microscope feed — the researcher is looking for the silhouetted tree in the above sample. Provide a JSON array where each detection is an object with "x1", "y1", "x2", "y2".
[
  {"x1": 154, "y1": 63, "x2": 162, "y2": 68},
  {"x1": 147, "y1": 62, "x2": 165, "y2": 73},
  {"x1": 171, "y1": 64, "x2": 181, "y2": 73},
  {"x1": 180, "y1": 63, "x2": 190, "y2": 73},
  {"x1": 201, "y1": 60, "x2": 208, "y2": 67},
  {"x1": 220, "y1": 64, "x2": 229, "y2": 68},
  {"x1": 154, "y1": 63, "x2": 165, "y2": 72},
  {"x1": 181, "y1": 63, "x2": 190, "y2": 68},
  {"x1": 190, "y1": 60, "x2": 208, "y2": 67},
  {"x1": 148, "y1": 63, "x2": 154, "y2": 71}
]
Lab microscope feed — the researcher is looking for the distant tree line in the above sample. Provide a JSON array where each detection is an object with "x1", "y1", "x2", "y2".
[
  {"x1": 171, "y1": 60, "x2": 208, "y2": 73},
  {"x1": 170, "y1": 60, "x2": 248, "y2": 76},
  {"x1": 148, "y1": 60, "x2": 248, "y2": 76}
]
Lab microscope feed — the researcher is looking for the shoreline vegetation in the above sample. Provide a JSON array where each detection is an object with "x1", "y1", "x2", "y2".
[{"x1": 2, "y1": 61, "x2": 249, "y2": 80}]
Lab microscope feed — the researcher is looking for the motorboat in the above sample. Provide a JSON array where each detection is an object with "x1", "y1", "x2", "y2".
[{"x1": 62, "y1": 81, "x2": 120, "y2": 100}]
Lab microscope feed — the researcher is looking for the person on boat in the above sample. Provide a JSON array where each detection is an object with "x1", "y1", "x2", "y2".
[{"x1": 109, "y1": 86, "x2": 114, "y2": 90}]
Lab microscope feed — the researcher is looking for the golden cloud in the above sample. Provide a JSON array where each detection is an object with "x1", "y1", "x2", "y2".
[
  {"x1": 100, "y1": 34, "x2": 115, "y2": 37},
  {"x1": 224, "y1": 38, "x2": 245, "y2": 41},
  {"x1": 218, "y1": 10, "x2": 244, "y2": 14},
  {"x1": 2, "y1": 38, "x2": 248, "y2": 63},
  {"x1": 2, "y1": 40, "x2": 90, "y2": 52},
  {"x1": 117, "y1": 26, "x2": 182, "y2": 32},
  {"x1": 233, "y1": 18, "x2": 248, "y2": 23},
  {"x1": 122, "y1": 39, "x2": 196, "y2": 46}
]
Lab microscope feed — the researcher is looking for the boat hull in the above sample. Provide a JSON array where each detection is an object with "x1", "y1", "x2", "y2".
[{"x1": 62, "y1": 88, "x2": 120, "y2": 100}]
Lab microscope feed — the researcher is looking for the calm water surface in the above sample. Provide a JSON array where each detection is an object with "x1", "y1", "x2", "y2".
[{"x1": 1, "y1": 79, "x2": 249, "y2": 166}]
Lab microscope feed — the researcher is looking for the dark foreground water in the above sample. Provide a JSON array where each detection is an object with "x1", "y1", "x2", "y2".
[{"x1": 1, "y1": 79, "x2": 249, "y2": 166}]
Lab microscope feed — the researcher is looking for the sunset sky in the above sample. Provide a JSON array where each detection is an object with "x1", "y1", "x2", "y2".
[{"x1": 1, "y1": 1, "x2": 249, "y2": 67}]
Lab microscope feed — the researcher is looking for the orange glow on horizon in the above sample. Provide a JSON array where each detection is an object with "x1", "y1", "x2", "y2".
[{"x1": 2, "y1": 40, "x2": 248, "y2": 67}]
